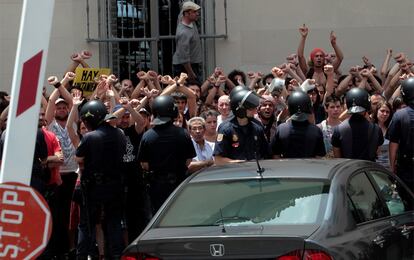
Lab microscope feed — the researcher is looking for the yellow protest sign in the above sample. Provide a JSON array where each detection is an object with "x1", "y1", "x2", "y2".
[{"x1": 73, "y1": 68, "x2": 111, "y2": 96}]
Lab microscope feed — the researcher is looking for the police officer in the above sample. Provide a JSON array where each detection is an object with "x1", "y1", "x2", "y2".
[
  {"x1": 331, "y1": 88, "x2": 384, "y2": 161},
  {"x1": 387, "y1": 77, "x2": 414, "y2": 191},
  {"x1": 214, "y1": 89, "x2": 269, "y2": 164},
  {"x1": 138, "y1": 95, "x2": 196, "y2": 213},
  {"x1": 270, "y1": 91, "x2": 326, "y2": 158},
  {"x1": 75, "y1": 100, "x2": 127, "y2": 259}
]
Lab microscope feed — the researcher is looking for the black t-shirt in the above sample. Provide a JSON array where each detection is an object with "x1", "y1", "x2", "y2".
[
  {"x1": 214, "y1": 117, "x2": 270, "y2": 160},
  {"x1": 76, "y1": 123, "x2": 126, "y2": 180},
  {"x1": 138, "y1": 123, "x2": 196, "y2": 178},
  {"x1": 120, "y1": 126, "x2": 144, "y2": 183},
  {"x1": 270, "y1": 120, "x2": 326, "y2": 158}
]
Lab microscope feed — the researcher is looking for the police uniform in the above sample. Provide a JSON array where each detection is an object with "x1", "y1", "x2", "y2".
[
  {"x1": 214, "y1": 116, "x2": 269, "y2": 160},
  {"x1": 138, "y1": 122, "x2": 196, "y2": 213},
  {"x1": 270, "y1": 120, "x2": 326, "y2": 158},
  {"x1": 331, "y1": 88, "x2": 384, "y2": 162},
  {"x1": 271, "y1": 90, "x2": 326, "y2": 158},
  {"x1": 331, "y1": 114, "x2": 384, "y2": 161},
  {"x1": 386, "y1": 105, "x2": 414, "y2": 190},
  {"x1": 76, "y1": 100, "x2": 127, "y2": 259}
]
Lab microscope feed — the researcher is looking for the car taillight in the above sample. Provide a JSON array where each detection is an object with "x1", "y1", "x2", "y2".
[
  {"x1": 277, "y1": 249, "x2": 333, "y2": 260},
  {"x1": 277, "y1": 249, "x2": 302, "y2": 260},
  {"x1": 121, "y1": 253, "x2": 161, "y2": 260},
  {"x1": 303, "y1": 250, "x2": 332, "y2": 260}
]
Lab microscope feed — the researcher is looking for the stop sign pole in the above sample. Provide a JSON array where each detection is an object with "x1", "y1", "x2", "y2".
[
  {"x1": 0, "y1": 0, "x2": 55, "y2": 259},
  {"x1": 0, "y1": 0, "x2": 55, "y2": 184}
]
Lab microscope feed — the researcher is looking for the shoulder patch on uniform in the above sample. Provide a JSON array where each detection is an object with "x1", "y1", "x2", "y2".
[
  {"x1": 232, "y1": 134, "x2": 238, "y2": 142},
  {"x1": 217, "y1": 133, "x2": 224, "y2": 142}
]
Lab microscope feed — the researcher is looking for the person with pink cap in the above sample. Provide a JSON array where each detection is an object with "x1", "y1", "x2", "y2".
[{"x1": 297, "y1": 24, "x2": 344, "y2": 87}]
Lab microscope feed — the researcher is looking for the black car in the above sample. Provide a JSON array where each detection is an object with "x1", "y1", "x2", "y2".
[{"x1": 122, "y1": 159, "x2": 414, "y2": 260}]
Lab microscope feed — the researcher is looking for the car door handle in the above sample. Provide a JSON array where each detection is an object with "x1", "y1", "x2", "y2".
[
  {"x1": 401, "y1": 225, "x2": 414, "y2": 238},
  {"x1": 373, "y1": 235, "x2": 385, "y2": 248}
]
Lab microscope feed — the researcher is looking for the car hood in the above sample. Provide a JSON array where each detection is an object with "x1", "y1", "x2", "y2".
[{"x1": 124, "y1": 225, "x2": 319, "y2": 259}]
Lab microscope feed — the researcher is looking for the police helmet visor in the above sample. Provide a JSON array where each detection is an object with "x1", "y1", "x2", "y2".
[
  {"x1": 152, "y1": 116, "x2": 173, "y2": 126},
  {"x1": 290, "y1": 112, "x2": 309, "y2": 122},
  {"x1": 104, "y1": 113, "x2": 117, "y2": 121},
  {"x1": 347, "y1": 105, "x2": 367, "y2": 114},
  {"x1": 242, "y1": 91, "x2": 261, "y2": 110}
]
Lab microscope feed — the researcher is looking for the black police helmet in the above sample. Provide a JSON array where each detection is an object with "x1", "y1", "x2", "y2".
[
  {"x1": 80, "y1": 100, "x2": 113, "y2": 130},
  {"x1": 229, "y1": 85, "x2": 249, "y2": 100},
  {"x1": 288, "y1": 91, "x2": 312, "y2": 121},
  {"x1": 401, "y1": 77, "x2": 414, "y2": 106},
  {"x1": 230, "y1": 89, "x2": 261, "y2": 118},
  {"x1": 152, "y1": 95, "x2": 178, "y2": 125},
  {"x1": 345, "y1": 87, "x2": 370, "y2": 114}
]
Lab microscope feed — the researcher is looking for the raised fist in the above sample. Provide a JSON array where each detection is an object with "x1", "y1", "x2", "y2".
[
  {"x1": 64, "y1": 72, "x2": 76, "y2": 81},
  {"x1": 299, "y1": 24, "x2": 308, "y2": 38},
  {"x1": 107, "y1": 74, "x2": 118, "y2": 84},
  {"x1": 136, "y1": 71, "x2": 147, "y2": 80},
  {"x1": 80, "y1": 50, "x2": 92, "y2": 59},
  {"x1": 71, "y1": 53, "x2": 82, "y2": 62},
  {"x1": 48, "y1": 76, "x2": 59, "y2": 85}
]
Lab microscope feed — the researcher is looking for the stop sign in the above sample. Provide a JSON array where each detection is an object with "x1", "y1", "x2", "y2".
[{"x1": 0, "y1": 182, "x2": 52, "y2": 259}]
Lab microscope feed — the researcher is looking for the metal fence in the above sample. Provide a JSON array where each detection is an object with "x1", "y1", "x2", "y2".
[{"x1": 86, "y1": 0, "x2": 227, "y2": 83}]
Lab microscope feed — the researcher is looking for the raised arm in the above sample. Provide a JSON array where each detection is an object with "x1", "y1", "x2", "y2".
[
  {"x1": 79, "y1": 50, "x2": 92, "y2": 68},
  {"x1": 323, "y1": 64, "x2": 335, "y2": 104},
  {"x1": 121, "y1": 97, "x2": 146, "y2": 134},
  {"x1": 130, "y1": 74, "x2": 147, "y2": 100},
  {"x1": 380, "y1": 49, "x2": 392, "y2": 82},
  {"x1": 297, "y1": 24, "x2": 309, "y2": 75},
  {"x1": 147, "y1": 70, "x2": 162, "y2": 91},
  {"x1": 330, "y1": 31, "x2": 343, "y2": 72},
  {"x1": 66, "y1": 89, "x2": 83, "y2": 147}
]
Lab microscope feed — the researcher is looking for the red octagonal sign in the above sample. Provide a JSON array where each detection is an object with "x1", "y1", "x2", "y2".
[{"x1": 0, "y1": 182, "x2": 52, "y2": 259}]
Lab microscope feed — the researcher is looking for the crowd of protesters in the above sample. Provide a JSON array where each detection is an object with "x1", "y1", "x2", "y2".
[{"x1": 0, "y1": 22, "x2": 413, "y2": 259}]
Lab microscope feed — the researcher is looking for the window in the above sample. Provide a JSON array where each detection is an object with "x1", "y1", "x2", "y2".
[
  {"x1": 156, "y1": 178, "x2": 330, "y2": 227},
  {"x1": 368, "y1": 170, "x2": 413, "y2": 215},
  {"x1": 347, "y1": 172, "x2": 388, "y2": 223}
]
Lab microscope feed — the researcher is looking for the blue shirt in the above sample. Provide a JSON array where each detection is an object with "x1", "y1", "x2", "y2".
[{"x1": 191, "y1": 139, "x2": 214, "y2": 162}]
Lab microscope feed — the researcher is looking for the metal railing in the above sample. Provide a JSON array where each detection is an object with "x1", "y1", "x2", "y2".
[{"x1": 86, "y1": 0, "x2": 228, "y2": 82}]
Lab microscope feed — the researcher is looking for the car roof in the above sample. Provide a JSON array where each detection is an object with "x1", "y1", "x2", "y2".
[{"x1": 190, "y1": 159, "x2": 355, "y2": 183}]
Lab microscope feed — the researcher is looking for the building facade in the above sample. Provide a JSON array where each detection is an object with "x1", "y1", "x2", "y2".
[{"x1": 1, "y1": 0, "x2": 413, "y2": 93}]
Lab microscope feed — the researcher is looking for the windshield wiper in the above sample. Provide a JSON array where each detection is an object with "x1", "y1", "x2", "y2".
[{"x1": 214, "y1": 216, "x2": 252, "y2": 225}]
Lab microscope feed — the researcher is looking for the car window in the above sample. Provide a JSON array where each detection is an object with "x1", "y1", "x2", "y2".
[
  {"x1": 157, "y1": 179, "x2": 330, "y2": 227},
  {"x1": 347, "y1": 172, "x2": 388, "y2": 223},
  {"x1": 368, "y1": 170, "x2": 413, "y2": 215}
]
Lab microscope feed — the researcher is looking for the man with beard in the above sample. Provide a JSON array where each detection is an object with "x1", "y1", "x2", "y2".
[
  {"x1": 297, "y1": 24, "x2": 343, "y2": 86},
  {"x1": 214, "y1": 89, "x2": 269, "y2": 164},
  {"x1": 45, "y1": 74, "x2": 78, "y2": 258},
  {"x1": 255, "y1": 95, "x2": 278, "y2": 142},
  {"x1": 35, "y1": 106, "x2": 65, "y2": 260},
  {"x1": 112, "y1": 99, "x2": 150, "y2": 243}
]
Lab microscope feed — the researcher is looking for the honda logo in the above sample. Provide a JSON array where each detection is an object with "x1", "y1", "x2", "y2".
[{"x1": 210, "y1": 244, "x2": 225, "y2": 257}]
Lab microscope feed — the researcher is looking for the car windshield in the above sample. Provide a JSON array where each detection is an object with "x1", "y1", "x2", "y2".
[{"x1": 157, "y1": 178, "x2": 330, "y2": 227}]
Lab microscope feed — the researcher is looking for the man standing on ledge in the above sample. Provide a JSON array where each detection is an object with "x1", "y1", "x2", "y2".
[{"x1": 173, "y1": 1, "x2": 202, "y2": 83}]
